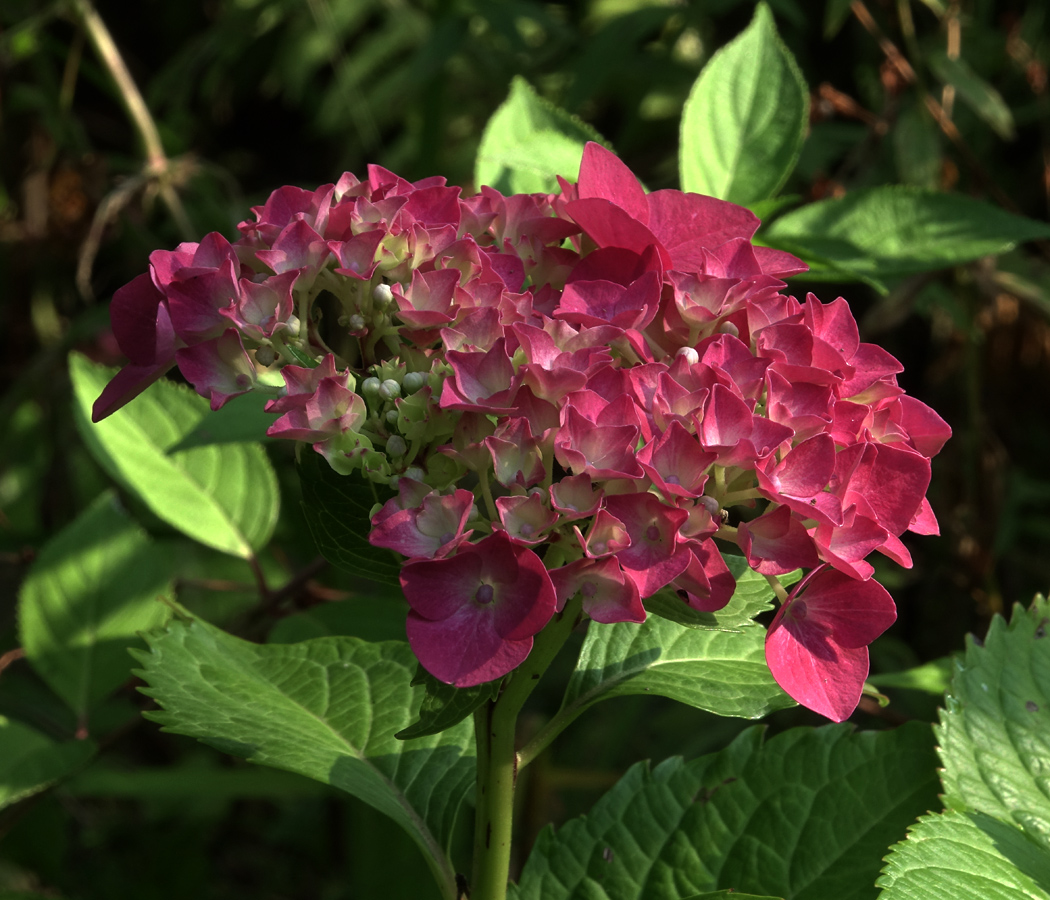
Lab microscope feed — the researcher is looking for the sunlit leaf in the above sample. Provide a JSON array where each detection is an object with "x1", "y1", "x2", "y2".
[
  {"x1": 561, "y1": 611, "x2": 794, "y2": 721},
  {"x1": 877, "y1": 810, "x2": 1050, "y2": 900},
  {"x1": 680, "y1": 3, "x2": 808, "y2": 206},
  {"x1": 475, "y1": 76, "x2": 608, "y2": 195},
  {"x1": 762, "y1": 187, "x2": 1050, "y2": 281},
  {"x1": 134, "y1": 616, "x2": 474, "y2": 896},
  {"x1": 69, "y1": 353, "x2": 279, "y2": 558}
]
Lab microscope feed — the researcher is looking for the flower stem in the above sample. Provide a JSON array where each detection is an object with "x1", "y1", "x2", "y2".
[{"x1": 470, "y1": 596, "x2": 582, "y2": 899}]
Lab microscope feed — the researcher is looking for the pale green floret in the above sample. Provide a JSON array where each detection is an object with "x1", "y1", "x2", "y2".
[
  {"x1": 403, "y1": 371, "x2": 426, "y2": 393},
  {"x1": 361, "y1": 376, "x2": 382, "y2": 399}
]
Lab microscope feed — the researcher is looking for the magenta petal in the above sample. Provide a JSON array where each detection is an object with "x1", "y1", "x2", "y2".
[
  {"x1": 398, "y1": 532, "x2": 556, "y2": 683},
  {"x1": 406, "y1": 609, "x2": 533, "y2": 687},
  {"x1": 400, "y1": 550, "x2": 484, "y2": 620},
  {"x1": 738, "y1": 505, "x2": 820, "y2": 575},
  {"x1": 795, "y1": 569, "x2": 896, "y2": 648},
  {"x1": 765, "y1": 622, "x2": 870, "y2": 722},
  {"x1": 111, "y1": 273, "x2": 168, "y2": 365},
  {"x1": 576, "y1": 142, "x2": 650, "y2": 224},
  {"x1": 563, "y1": 198, "x2": 670, "y2": 268},
  {"x1": 91, "y1": 360, "x2": 175, "y2": 422}
]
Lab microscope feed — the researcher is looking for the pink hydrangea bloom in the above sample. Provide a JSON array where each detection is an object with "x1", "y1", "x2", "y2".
[{"x1": 96, "y1": 142, "x2": 949, "y2": 717}]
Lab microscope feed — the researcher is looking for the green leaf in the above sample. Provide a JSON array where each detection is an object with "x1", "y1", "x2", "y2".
[
  {"x1": 475, "y1": 76, "x2": 608, "y2": 195},
  {"x1": 0, "y1": 717, "x2": 96, "y2": 810},
  {"x1": 296, "y1": 449, "x2": 402, "y2": 586},
  {"x1": 680, "y1": 2, "x2": 808, "y2": 206},
  {"x1": 877, "y1": 810, "x2": 1050, "y2": 900},
  {"x1": 893, "y1": 101, "x2": 941, "y2": 189},
  {"x1": 646, "y1": 556, "x2": 800, "y2": 632},
  {"x1": 268, "y1": 594, "x2": 408, "y2": 645},
  {"x1": 133, "y1": 616, "x2": 474, "y2": 897},
  {"x1": 18, "y1": 492, "x2": 173, "y2": 719},
  {"x1": 561, "y1": 610, "x2": 794, "y2": 722},
  {"x1": 869, "y1": 657, "x2": 955, "y2": 694},
  {"x1": 396, "y1": 670, "x2": 500, "y2": 740},
  {"x1": 512, "y1": 723, "x2": 939, "y2": 900},
  {"x1": 823, "y1": 0, "x2": 854, "y2": 39},
  {"x1": 69, "y1": 353, "x2": 279, "y2": 558},
  {"x1": 167, "y1": 391, "x2": 278, "y2": 451},
  {"x1": 762, "y1": 187, "x2": 1050, "y2": 281},
  {"x1": 937, "y1": 597, "x2": 1050, "y2": 843},
  {"x1": 927, "y1": 51, "x2": 1015, "y2": 141}
]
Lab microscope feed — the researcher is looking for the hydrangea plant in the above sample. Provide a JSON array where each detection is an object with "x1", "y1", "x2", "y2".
[{"x1": 28, "y1": 4, "x2": 1050, "y2": 898}]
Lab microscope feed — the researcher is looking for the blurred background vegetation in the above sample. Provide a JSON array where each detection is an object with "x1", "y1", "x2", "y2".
[{"x1": 1, "y1": 0, "x2": 1049, "y2": 897}]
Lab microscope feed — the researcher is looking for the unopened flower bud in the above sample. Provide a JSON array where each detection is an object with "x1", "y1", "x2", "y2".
[
  {"x1": 379, "y1": 378, "x2": 401, "y2": 400},
  {"x1": 373, "y1": 283, "x2": 393, "y2": 306},
  {"x1": 403, "y1": 371, "x2": 426, "y2": 393},
  {"x1": 404, "y1": 466, "x2": 425, "y2": 482},
  {"x1": 348, "y1": 314, "x2": 366, "y2": 331},
  {"x1": 676, "y1": 346, "x2": 700, "y2": 366},
  {"x1": 362, "y1": 376, "x2": 382, "y2": 398},
  {"x1": 717, "y1": 320, "x2": 739, "y2": 337},
  {"x1": 385, "y1": 409, "x2": 399, "y2": 424},
  {"x1": 255, "y1": 346, "x2": 277, "y2": 367},
  {"x1": 286, "y1": 315, "x2": 301, "y2": 337},
  {"x1": 386, "y1": 435, "x2": 408, "y2": 458}
]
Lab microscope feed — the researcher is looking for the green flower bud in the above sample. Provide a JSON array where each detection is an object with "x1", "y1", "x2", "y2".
[
  {"x1": 403, "y1": 371, "x2": 426, "y2": 393},
  {"x1": 386, "y1": 435, "x2": 408, "y2": 458},
  {"x1": 379, "y1": 378, "x2": 401, "y2": 400}
]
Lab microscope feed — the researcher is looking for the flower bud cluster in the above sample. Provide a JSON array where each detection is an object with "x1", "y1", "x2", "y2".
[{"x1": 95, "y1": 144, "x2": 950, "y2": 720}]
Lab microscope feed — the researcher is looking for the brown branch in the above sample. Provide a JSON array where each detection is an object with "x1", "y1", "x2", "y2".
[{"x1": 67, "y1": 0, "x2": 193, "y2": 240}]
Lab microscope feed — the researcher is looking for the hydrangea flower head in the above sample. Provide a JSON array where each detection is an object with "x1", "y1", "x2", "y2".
[{"x1": 96, "y1": 143, "x2": 949, "y2": 718}]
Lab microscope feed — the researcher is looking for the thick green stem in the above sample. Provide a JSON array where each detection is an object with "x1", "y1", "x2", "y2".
[{"x1": 470, "y1": 597, "x2": 582, "y2": 899}]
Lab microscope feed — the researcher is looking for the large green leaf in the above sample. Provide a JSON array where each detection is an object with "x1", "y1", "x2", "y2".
[
  {"x1": 69, "y1": 353, "x2": 279, "y2": 558},
  {"x1": 762, "y1": 187, "x2": 1050, "y2": 282},
  {"x1": 296, "y1": 449, "x2": 402, "y2": 586},
  {"x1": 513, "y1": 723, "x2": 939, "y2": 900},
  {"x1": 680, "y1": 3, "x2": 808, "y2": 206},
  {"x1": 560, "y1": 610, "x2": 794, "y2": 722},
  {"x1": 18, "y1": 492, "x2": 173, "y2": 719},
  {"x1": 875, "y1": 596, "x2": 1050, "y2": 899},
  {"x1": 475, "y1": 76, "x2": 607, "y2": 195},
  {"x1": 877, "y1": 811, "x2": 1050, "y2": 900},
  {"x1": 0, "y1": 717, "x2": 96, "y2": 810},
  {"x1": 133, "y1": 616, "x2": 474, "y2": 899},
  {"x1": 937, "y1": 597, "x2": 1050, "y2": 843}
]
